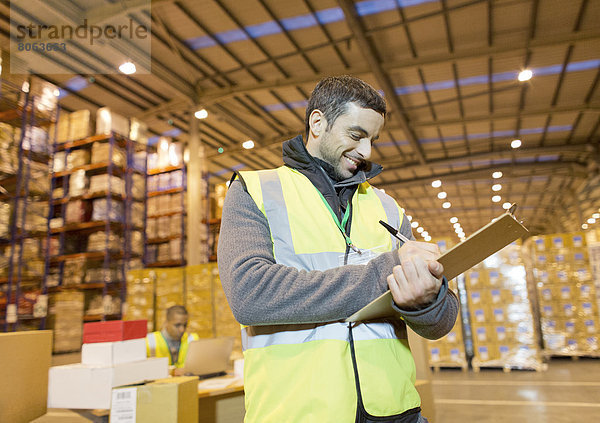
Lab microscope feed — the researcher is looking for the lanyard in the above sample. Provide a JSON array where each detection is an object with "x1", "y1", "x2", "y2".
[{"x1": 315, "y1": 190, "x2": 361, "y2": 254}]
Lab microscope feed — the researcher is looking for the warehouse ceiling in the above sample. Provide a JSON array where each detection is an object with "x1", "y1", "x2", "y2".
[{"x1": 1, "y1": 0, "x2": 599, "y2": 240}]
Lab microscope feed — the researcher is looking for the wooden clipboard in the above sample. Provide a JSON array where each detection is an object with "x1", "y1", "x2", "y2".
[{"x1": 345, "y1": 209, "x2": 529, "y2": 322}]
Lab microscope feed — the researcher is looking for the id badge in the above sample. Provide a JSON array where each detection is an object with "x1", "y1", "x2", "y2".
[{"x1": 339, "y1": 245, "x2": 385, "y2": 266}]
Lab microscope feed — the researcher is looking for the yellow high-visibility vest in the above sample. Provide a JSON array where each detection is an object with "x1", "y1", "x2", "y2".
[
  {"x1": 145, "y1": 331, "x2": 199, "y2": 368},
  {"x1": 238, "y1": 166, "x2": 420, "y2": 423}
]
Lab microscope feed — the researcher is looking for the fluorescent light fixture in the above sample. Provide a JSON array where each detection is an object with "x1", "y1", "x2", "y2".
[
  {"x1": 492, "y1": 195, "x2": 501, "y2": 203},
  {"x1": 406, "y1": 215, "x2": 412, "y2": 221},
  {"x1": 243, "y1": 140, "x2": 255, "y2": 149},
  {"x1": 194, "y1": 109, "x2": 208, "y2": 119},
  {"x1": 442, "y1": 202, "x2": 451, "y2": 209},
  {"x1": 437, "y1": 191, "x2": 447, "y2": 199},
  {"x1": 492, "y1": 171, "x2": 503, "y2": 179},
  {"x1": 424, "y1": 236, "x2": 432, "y2": 242},
  {"x1": 453, "y1": 223, "x2": 461, "y2": 229},
  {"x1": 431, "y1": 180, "x2": 442, "y2": 188},
  {"x1": 492, "y1": 184, "x2": 502, "y2": 192},
  {"x1": 411, "y1": 221, "x2": 419, "y2": 228},
  {"x1": 119, "y1": 61, "x2": 136, "y2": 74},
  {"x1": 450, "y1": 217, "x2": 458, "y2": 224},
  {"x1": 518, "y1": 69, "x2": 533, "y2": 82},
  {"x1": 582, "y1": 223, "x2": 588, "y2": 229},
  {"x1": 454, "y1": 227, "x2": 462, "y2": 233},
  {"x1": 502, "y1": 202, "x2": 512, "y2": 210},
  {"x1": 422, "y1": 231, "x2": 429, "y2": 237},
  {"x1": 417, "y1": 227, "x2": 424, "y2": 233},
  {"x1": 22, "y1": 81, "x2": 30, "y2": 93},
  {"x1": 511, "y1": 139, "x2": 522, "y2": 148},
  {"x1": 593, "y1": 213, "x2": 600, "y2": 219},
  {"x1": 588, "y1": 218, "x2": 596, "y2": 224}
]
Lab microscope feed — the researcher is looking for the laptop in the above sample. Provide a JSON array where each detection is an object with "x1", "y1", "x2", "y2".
[{"x1": 182, "y1": 337, "x2": 234, "y2": 378}]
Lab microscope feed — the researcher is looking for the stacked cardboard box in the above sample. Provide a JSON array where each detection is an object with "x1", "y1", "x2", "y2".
[
  {"x1": 466, "y1": 242, "x2": 544, "y2": 370},
  {"x1": 91, "y1": 142, "x2": 126, "y2": 167},
  {"x1": 89, "y1": 174, "x2": 125, "y2": 196},
  {"x1": 52, "y1": 109, "x2": 93, "y2": 143},
  {"x1": 48, "y1": 320, "x2": 168, "y2": 409},
  {"x1": 524, "y1": 232, "x2": 600, "y2": 356},
  {"x1": 46, "y1": 291, "x2": 84, "y2": 352},
  {"x1": 124, "y1": 269, "x2": 155, "y2": 332},
  {"x1": 154, "y1": 268, "x2": 184, "y2": 326},
  {"x1": 186, "y1": 264, "x2": 215, "y2": 338},
  {"x1": 96, "y1": 107, "x2": 130, "y2": 137}
]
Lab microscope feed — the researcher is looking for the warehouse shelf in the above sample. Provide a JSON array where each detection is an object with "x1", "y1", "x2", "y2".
[
  {"x1": 52, "y1": 192, "x2": 125, "y2": 204},
  {"x1": 48, "y1": 282, "x2": 122, "y2": 291},
  {"x1": 146, "y1": 259, "x2": 185, "y2": 268},
  {"x1": 146, "y1": 235, "x2": 182, "y2": 244},
  {"x1": 83, "y1": 313, "x2": 121, "y2": 322},
  {"x1": 148, "y1": 164, "x2": 183, "y2": 175},
  {"x1": 147, "y1": 187, "x2": 183, "y2": 197},
  {"x1": 53, "y1": 162, "x2": 125, "y2": 178},
  {"x1": 1, "y1": 76, "x2": 57, "y2": 332},
  {"x1": 147, "y1": 210, "x2": 185, "y2": 219},
  {"x1": 55, "y1": 133, "x2": 129, "y2": 152}
]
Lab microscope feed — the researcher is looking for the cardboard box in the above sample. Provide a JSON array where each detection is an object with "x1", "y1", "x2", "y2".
[
  {"x1": 96, "y1": 107, "x2": 129, "y2": 137},
  {"x1": 81, "y1": 338, "x2": 146, "y2": 365},
  {"x1": 47, "y1": 358, "x2": 168, "y2": 409},
  {"x1": 110, "y1": 376, "x2": 199, "y2": 423},
  {"x1": 0, "y1": 331, "x2": 53, "y2": 423},
  {"x1": 83, "y1": 320, "x2": 147, "y2": 343}
]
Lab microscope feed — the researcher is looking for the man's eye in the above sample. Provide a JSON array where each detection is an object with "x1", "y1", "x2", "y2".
[{"x1": 350, "y1": 134, "x2": 361, "y2": 141}]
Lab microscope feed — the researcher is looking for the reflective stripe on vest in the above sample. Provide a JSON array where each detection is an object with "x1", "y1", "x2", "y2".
[{"x1": 242, "y1": 321, "x2": 405, "y2": 351}]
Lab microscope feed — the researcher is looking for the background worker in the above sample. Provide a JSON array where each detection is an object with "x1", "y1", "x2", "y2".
[
  {"x1": 146, "y1": 305, "x2": 199, "y2": 369},
  {"x1": 218, "y1": 75, "x2": 459, "y2": 423}
]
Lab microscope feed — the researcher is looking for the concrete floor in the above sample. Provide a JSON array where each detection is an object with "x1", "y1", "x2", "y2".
[{"x1": 430, "y1": 358, "x2": 600, "y2": 423}]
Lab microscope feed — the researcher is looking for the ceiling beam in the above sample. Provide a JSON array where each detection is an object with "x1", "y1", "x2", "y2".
[
  {"x1": 86, "y1": 0, "x2": 174, "y2": 25},
  {"x1": 337, "y1": 0, "x2": 426, "y2": 165},
  {"x1": 378, "y1": 161, "x2": 588, "y2": 190},
  {"x1": 192, "y1": 28, "x2": 600, "y2": 106},
  {"x1": 382, "y1": 144, "x2": 594, "y2": 171}
]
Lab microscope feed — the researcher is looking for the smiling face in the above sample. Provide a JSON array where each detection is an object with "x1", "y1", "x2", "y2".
[{"x1": 307, "y1": 102, "x2": 385, "y2": 180}]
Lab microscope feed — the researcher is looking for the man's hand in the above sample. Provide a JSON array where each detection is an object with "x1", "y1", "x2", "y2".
[{"x1": 386, "y1": 241, "x2": 444, "y2": 310}]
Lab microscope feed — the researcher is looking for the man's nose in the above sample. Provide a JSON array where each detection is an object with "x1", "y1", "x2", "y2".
[{"x1": 356, "y1": 138, "x2": 371, "y2": 160}]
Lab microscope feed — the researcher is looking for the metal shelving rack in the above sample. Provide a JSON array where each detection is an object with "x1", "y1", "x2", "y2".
[
  {"x1": 43, "y1": 132, "x2": 145, "y2": 323},
  {"x1": 144, "y1": 160, "x2": 187, "y2": 268},
  {"x1": 1, "y1": 78, "x2": 57, "y2": 331}
]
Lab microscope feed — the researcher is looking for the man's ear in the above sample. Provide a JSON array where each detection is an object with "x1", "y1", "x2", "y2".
[{"x1": 308, "y1": 109, "x2": 327, "y2": 138}]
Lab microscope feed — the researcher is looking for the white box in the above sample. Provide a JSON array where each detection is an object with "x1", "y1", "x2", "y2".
[
  {"x1": 47, "y1": 357, "x2": 168, "y2": 409},
  {"x1": 96, "y1": 107, "x2": 130, "y2": 137},
  {"x1": 81, "y1": 338, "x2": 147, "y2": 366}
]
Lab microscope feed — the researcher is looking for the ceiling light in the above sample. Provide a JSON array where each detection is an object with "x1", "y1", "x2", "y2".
[
  {"x1": 21, "y1": 81, "x2": 30, "y2": 93},
  {"x1": 492, "y1": 195, "x2": 501, "y2": 203},
  {"x1": 492, "y1": 184, "x2": 502, "y2": 192},
  {"x1": 453, "y1": 223, "x2": 461, "y2": 229},
  {"x1": 217, "y1": 147, "x2": 224, "y2": 154},
  {"x1": 588, "y1": 218, "x2": 596, "y2": 224},
  {"x1": 406, "y1": 215, "x2": 412, "y2": 221},
  {"x1": 411, "y1": 221, "x2": 419, "y2": 228},
  {"x1": 502, "y1": 202, "x2": 512, "y2": 210},
  {"x1": 455, "y1": 227, "x2": 462, "y2": 233},
  {"x1": 119, "y1": 61, "x2": 136, "y2": 74},
  {"x1": 417, "y1": 227, "x2": 424, "y2": 233},
  {"x1": 511, "y1": 139, "x2": 522, "y2": 149},
  {"x1": 593, "y1": 213, "x2": 600, "y2": 219},
  {"x1": 582, "y1": 223, "x2": 588, "y2": 229},
  {"x1": 518, "y1": 69, "x2": 533, "y2": 82},
  {"x1": 422, "y1": 231, "x2": 429, "y2": 237},
  {"x1": 194, "y1": 109, "x2": 208, "y2": 119},
  {"x1": 424, "y1": 236, "x2": 432, "y2": 242},
  {"x1": 431, "y1": 180, "x2": 442, "y2": 188},
  {"x1": 442, "y1": 202, "x2": 451, "y2": 209},
  {"x1": 437, "y1": 191, "x2": 447, "y2": 199},
  {"x1": 242, "y1": 140, "x2": 255, "y2": 149},
  {"x1": 450, "y1": 217, "x2": 458, "y2": 224},
  {"x1": 492, "y1": 171, "x2": 503, "y2": 179}
]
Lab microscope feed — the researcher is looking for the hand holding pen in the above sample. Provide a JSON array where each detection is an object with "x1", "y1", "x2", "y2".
[{"x1": 379, "y1": 220, "x2": 444, "y2": 310}]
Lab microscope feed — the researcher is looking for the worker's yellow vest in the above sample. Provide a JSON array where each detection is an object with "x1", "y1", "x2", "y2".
[
  {"x1": 145, "y1": 331, "x2": 199, "y2": 368},
  {"x1": 239, "y1": 166, "x2": 420, "y2": 423}
]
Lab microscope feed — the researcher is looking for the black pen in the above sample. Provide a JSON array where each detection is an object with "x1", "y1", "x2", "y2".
[{"x1": 379, "y1": 220, "x2": 411, "y2": 244}]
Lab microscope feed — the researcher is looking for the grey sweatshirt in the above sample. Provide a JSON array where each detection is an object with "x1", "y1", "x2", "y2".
[{"x1": 217, "y1": 178, "x2": 459, "y2": 341}]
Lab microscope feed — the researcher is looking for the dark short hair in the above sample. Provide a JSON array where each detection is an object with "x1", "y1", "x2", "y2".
[
  {"x1": 305, "y1": 75, "x2": 387, "y2": 136},
  {"x1": 166, "y1": 305, "x2": 188, "y2": 321}
]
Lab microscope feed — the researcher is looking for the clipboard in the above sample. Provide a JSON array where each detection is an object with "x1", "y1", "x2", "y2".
[{"x1": 345, "y1": 207, "x2": 529, "y2": 322}]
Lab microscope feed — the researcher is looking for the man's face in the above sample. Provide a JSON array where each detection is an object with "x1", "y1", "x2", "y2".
[
  {"x1": 313, "y1": 102, "x2": 385, "y2": 180},
  {"x1": 165, "y1": 313, "x2": 188, "y2": 341}
]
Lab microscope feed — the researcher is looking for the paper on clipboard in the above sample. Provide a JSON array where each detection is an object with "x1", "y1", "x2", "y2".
[{"x1": 345, "y1": 209, "x2": 529, "y2": 322}]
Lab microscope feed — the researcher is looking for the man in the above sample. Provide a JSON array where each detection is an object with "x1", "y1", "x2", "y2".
[
  {"x1": 218, "y1": 75, "x2": 459, "y2": 423},
  {"x1": 146, "y1": 305, "x2": 199, "y2": 369}
]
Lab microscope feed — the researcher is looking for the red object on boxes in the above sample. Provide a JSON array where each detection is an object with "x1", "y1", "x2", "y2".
[{"x1": 83, "y1": 320, "x2": 147, "y2": 344}]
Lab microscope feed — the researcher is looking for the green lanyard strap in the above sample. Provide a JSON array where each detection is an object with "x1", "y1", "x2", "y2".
[{"x1": 315, "y1": 190, "x2": 361, "y2": 254}]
